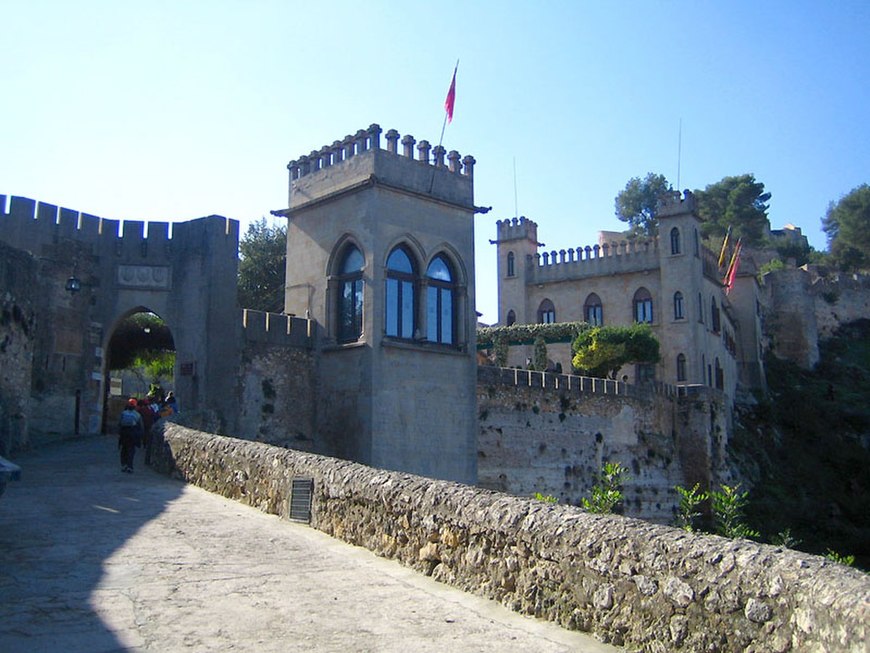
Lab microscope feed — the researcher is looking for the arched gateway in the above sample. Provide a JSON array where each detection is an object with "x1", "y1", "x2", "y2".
[{"x1": 0, "y1": 196, "x2": 239, "y2": 441}]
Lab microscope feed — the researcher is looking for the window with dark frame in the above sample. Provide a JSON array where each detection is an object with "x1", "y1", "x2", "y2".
[
  {"x1": 584, "y1": 293, "x2": 603, "y2": 326},
  {"x1": 633, "y1": 288, "x2": 653, "y2": 324},
  {"x1": 385, "y1": 247, "x2": 416, "y2": 339},
  {"x1": 537, "y1": 298, "x2": 556, "y2": 324},
  {"x1": 426, "y1": 255, "x2": 455, "y2": 344},
  {"x1": 670, "y1": 227, "x2": 681, "y2": 255},
  {"x1": 337, "y1": 245, "x2": 364, "y2": 342}
]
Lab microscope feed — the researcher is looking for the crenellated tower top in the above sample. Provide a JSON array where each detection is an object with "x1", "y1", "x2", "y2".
[
  {"x1": 282, "y1": 124, "x2": 476, "y2": 214},
  {"x1": 657, "y1": 189, "x2": 696, "y2": 217},
  {"x1": 495, "y1": 216, "x2": 539, "y2": 244}
]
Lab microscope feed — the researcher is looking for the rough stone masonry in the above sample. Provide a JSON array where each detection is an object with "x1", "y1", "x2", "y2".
[{"x1": 152, "y1": 422, "x2": 868, "y2": 653}]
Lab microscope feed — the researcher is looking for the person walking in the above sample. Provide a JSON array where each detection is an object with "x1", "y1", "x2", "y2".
[
  {"x1": 136, "y1": 397, "x2": 156, "y2": 466},
  {"x1": 118, "y1": 398, "x2": 144, "y2": 473}
]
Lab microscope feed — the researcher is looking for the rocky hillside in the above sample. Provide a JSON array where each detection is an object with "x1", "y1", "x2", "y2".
[{"x1": 730, "y1": 319, "x2": 870, "y2": 569}]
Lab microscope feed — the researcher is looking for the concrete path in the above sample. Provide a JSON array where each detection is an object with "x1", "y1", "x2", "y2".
[{"x1": 0, "y1": 436, "x2": 619, "y2": 652}]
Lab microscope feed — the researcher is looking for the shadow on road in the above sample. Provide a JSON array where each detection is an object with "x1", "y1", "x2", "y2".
[{"x1": 0, "y1": 435, "x2": 183, "y2": 651}]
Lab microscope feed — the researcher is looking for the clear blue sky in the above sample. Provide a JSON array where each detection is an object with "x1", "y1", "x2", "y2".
[{"x1": 2, "y1": 0, "x2": 868, "y2": 323}]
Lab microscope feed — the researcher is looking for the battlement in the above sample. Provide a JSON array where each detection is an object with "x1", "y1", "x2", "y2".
[
  {"x1": 657, "y1": 189, "x2": 696, "y2": 217},
  {"x1": 0, "y1": 195, "x2": 239, "y2": 261},
  {"x1": 287, "y1": 124, "x2": 475, "y2": 180},
  {"x1": 495, "y1": 216, "x2": 538, "y2": 243},
  {"x1": 285, "y1": 125, "x2": 475, "y2": 211},
  {"x1": 529, "y1": 235, "x2": 660, "y2": 283},
  {"x1": 242, "y1": 309, "x2": 312, "y2": 348}
]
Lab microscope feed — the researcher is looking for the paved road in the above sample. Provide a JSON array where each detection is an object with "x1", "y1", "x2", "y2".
[{"x1": 0, "y1": 436, "x2": 619, "y2": 652}]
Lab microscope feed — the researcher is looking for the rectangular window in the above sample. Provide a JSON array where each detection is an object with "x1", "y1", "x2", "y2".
[
  {"x1": 386, "y1": 278, "x2": 398, "y2": 336},
  {"x1": 427, "y1": 286, "x2": 438, "y2": 342},
  {"x1": 400, "y1": 280, "x2": 414, "y2": 338},
  {"x1": 386, "y1": 278, "x2": 414, "y2": 338},
  {"x1": 586, "y1": 305, "x2": 602, "y2": 326},
  {"x1": 440, "y1": 289, "x2": 453, "y2": 344},
  {"x1": 635, "y1": 300, "x2": 653, "y2": 324},
  {"x1": 339, "y1": 279, "x2": 364, "y2": 342}
]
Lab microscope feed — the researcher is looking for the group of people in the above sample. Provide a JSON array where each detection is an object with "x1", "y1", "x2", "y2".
[{"x1": 117, "y1": 391, "x2": 179, "y2": 473}]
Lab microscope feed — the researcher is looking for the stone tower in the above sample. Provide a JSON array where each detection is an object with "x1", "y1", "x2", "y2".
[
  {"x1": 656, "y1": 190, "x2": 712, "y2": 385},
  {"x1": 494, "y1": 216, "x2": 539, "y2": 326},
  {"x1": 274, "y1": 125, "x2": 478, "y2": 484}
]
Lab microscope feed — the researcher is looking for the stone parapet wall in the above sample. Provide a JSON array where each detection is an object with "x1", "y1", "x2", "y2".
[{"x1": 153, "y1": 423, "x2": 868, "y2": 652}]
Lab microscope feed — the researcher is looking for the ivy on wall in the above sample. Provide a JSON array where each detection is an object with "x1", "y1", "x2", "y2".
[{"x1": 477, "y1": 321, "x2": 590, "y2": 349}]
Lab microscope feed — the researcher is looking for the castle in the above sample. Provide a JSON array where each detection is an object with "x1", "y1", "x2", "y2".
[
  {"x1": 2, "y1": 123, "x2": 866, "y2": 519},
  {"x1": 0, "y1": 125, "x2": 479, "y2": 484},
  {"x1": 491, "y1": 190, "x2": 766, "y2": 399}
]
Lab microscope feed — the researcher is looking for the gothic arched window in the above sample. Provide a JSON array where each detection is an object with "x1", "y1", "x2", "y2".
[
  {"x1": 506, "y1": 251, "x2": 515, "y2": 277},
  {"x1": 537, "y1": 299, "x2": 556, "y2": 324},
  {"x1": 633, "y1": 288, "x2": 653, "y2": 324},
  {"x1": 506, "y1": 309, "x2": 516, "y2": 326},
  {"x1": 584, "y1": 293, "x2": 603, "y2": 326},
  {"x1": 676, "y1": 353, "x2": 687, "y2": 382},
  {"x1": 426, "y1": 255, "x2": 455, "y2": 344},
  {"x1": 337, "y1": 245, "x2": 364, "y2": 342},
  {"x1": 385, "y1": 246, "x2": 416, "y2": 339},
  {"x1": 670, "y1": 227, "x2": 681, "y2": 255}
]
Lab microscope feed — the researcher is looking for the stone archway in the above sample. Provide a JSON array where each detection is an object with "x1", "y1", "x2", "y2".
[
  {"x1": 102, "y1": 308, "x2": 176, "y2": 433},
  {"x1": 0, "y1": 198, "x2": 243, "y2": 445}
]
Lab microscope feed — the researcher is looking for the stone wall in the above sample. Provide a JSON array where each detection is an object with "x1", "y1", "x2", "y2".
[
  {"x1": 477, "y1": 368, "x2": 729, "y2": 523},
  {"x1": 763, "y1": 266, "x2": 870, "y2": 369},
  {"x1": 0, "y1": 242, "x2": 37, "y2": 454},
  {"x1": 152, "y1": 423, "x2": 868, "y2": 652},
  {"x1": 811, "y1": 271, "x2": 870, "y2": 340},
  {"x1": 237, "y1": 312, "x2": 316, "y2": 450}
]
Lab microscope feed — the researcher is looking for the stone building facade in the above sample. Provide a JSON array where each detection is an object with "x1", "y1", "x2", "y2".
[
  {"x1": 493, "y1": 191, "x2": 766, "y2": 401},
  {"x1": 272, "y1": 125, "x2": 479, "y2": 483},
  {"x1": 0, "y1": 124, "x2": 480, "y2": 485},
  {"x1": 3, "y1": 122, "x2": 866, "y2": 501}
]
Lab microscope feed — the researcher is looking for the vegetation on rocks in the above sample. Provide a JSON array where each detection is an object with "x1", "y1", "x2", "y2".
[{"x1": 730, "y1": 319, "x2": 870, "y2": 569}]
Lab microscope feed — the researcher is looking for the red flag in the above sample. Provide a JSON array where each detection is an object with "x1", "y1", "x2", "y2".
[{"x1": 444, "y1": 65, "x2": 457, "y2": 123}]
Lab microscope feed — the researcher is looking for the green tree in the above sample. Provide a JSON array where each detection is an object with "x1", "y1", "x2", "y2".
[
  {"x1": 710, "y1": 484, "x2": 760, "y2": 540},
  {"x1": 581, "y1": 462, "x2": 628, "y2": 514},
  {"x1": 492, "y1": 333, "x2": 509, "y2": 367},
  {"x1": 128, "y1": 351, "x2": 175, "y2": 391},
  {"x1": 108, "y1": 313, "x2": 174, "y2": 369},
  {"x1": 572, "y1": 324, "x2": 660, "y2": 379},
  {"x1": 238, "y1": 217, "x2": 287, "y2": 312},
  {"x1": 614, "y1": 173, "x2": 672, "y2": 238},
  {"x1": 532, "y1": 335, "x2": 548, "y2": 371},
  {"x1": 693, "y1": 174, "x2": 771, "y2": 246},
  {"x1": 822, "y1": 184, "x2": 870, "y2": 272},
  {"x1": 674, "y1": 483, "x2": 709, "y2": 532}
]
